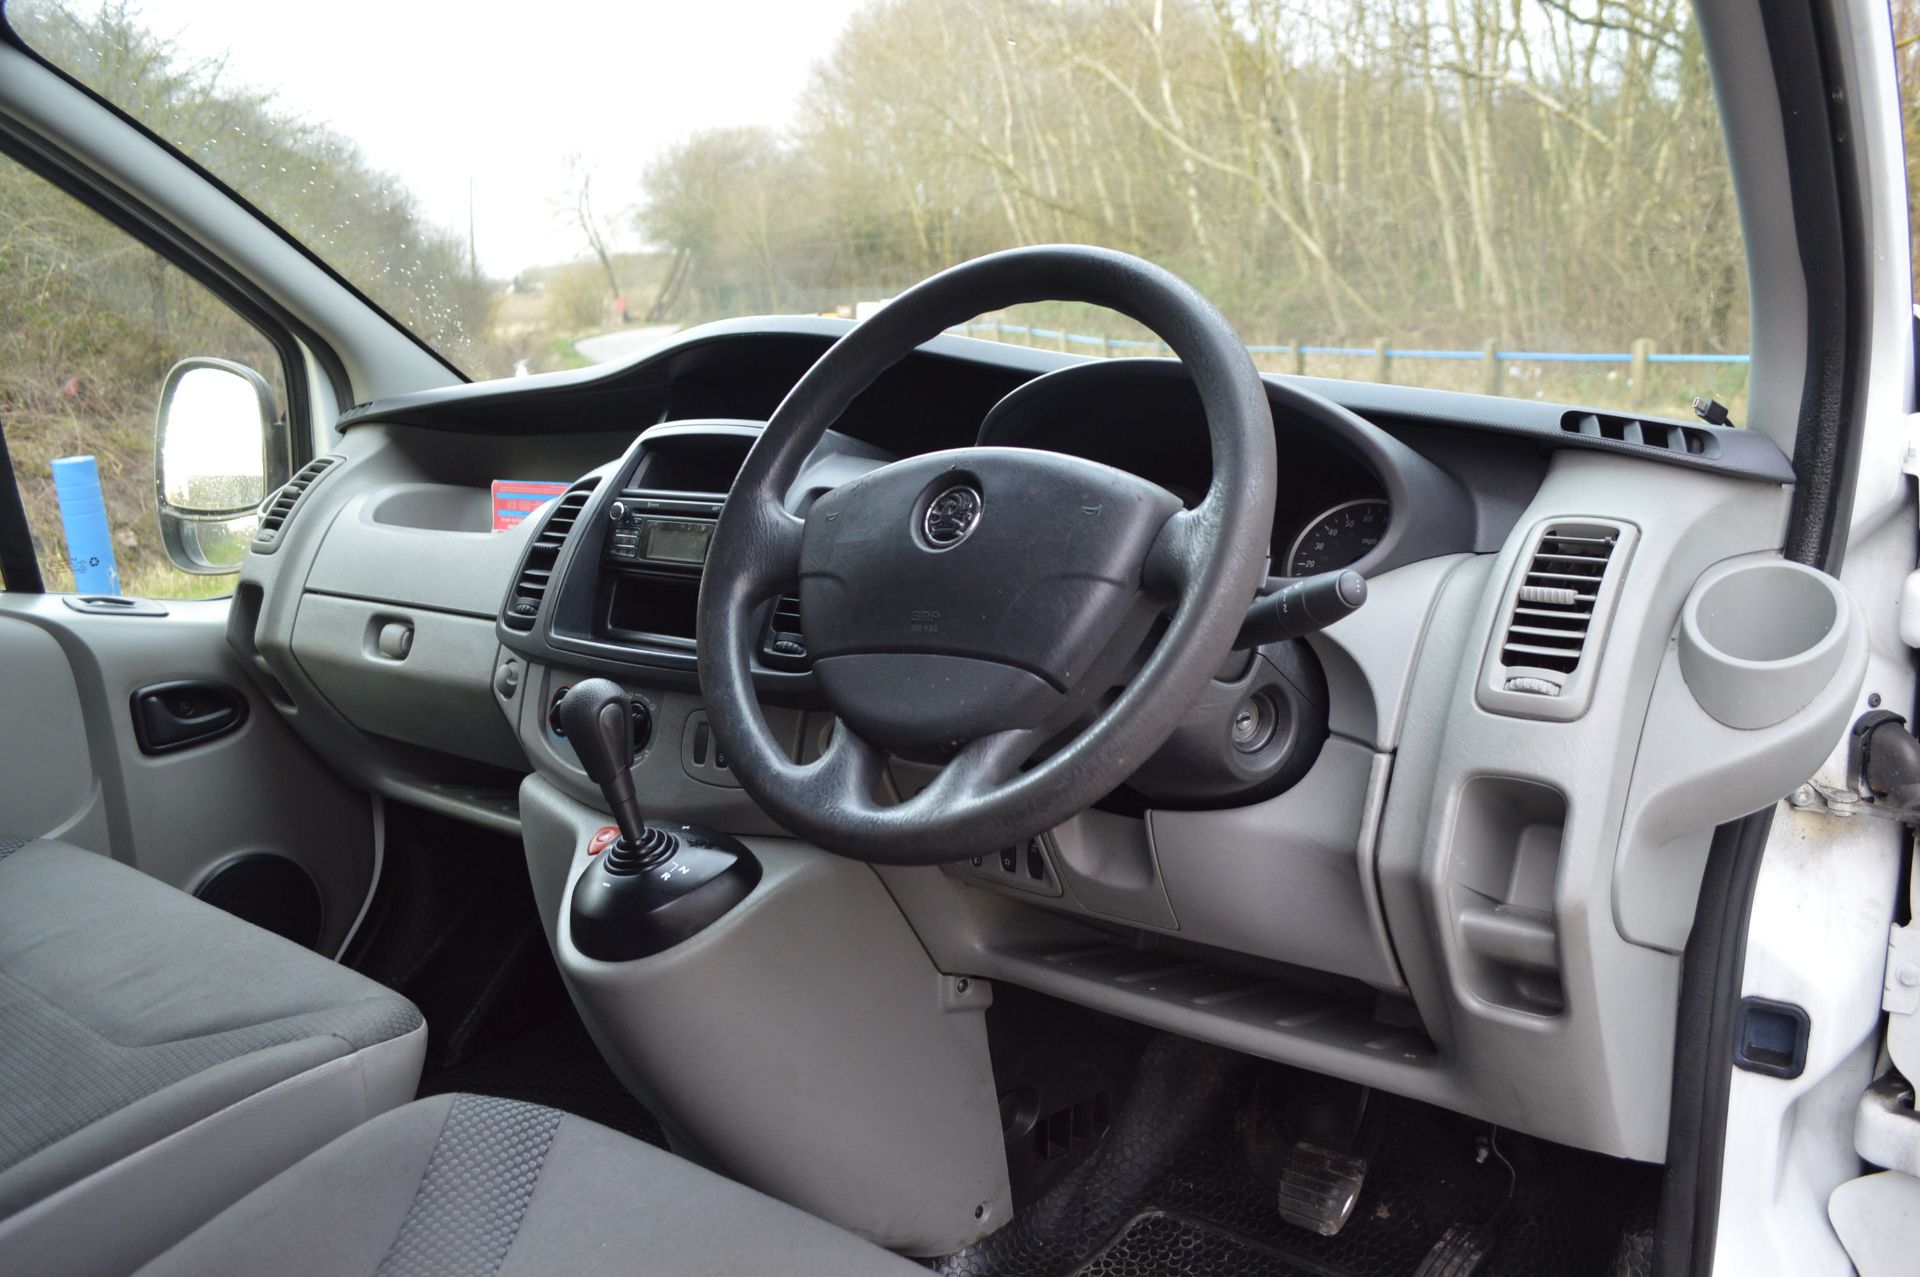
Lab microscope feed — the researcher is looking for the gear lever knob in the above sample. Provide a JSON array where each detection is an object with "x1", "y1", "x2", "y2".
[{"x1": 559, "y1": 679, "x2": 645, "y2": 845}]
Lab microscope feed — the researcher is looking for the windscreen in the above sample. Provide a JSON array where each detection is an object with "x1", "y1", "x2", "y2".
[{"x1": 11, "y1": 0, "x2": 1751, "y2": 420}]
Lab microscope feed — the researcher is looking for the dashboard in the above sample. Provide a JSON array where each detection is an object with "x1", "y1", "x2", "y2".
[
  {"x1": 234, "y1": 315, "x2": 1816, "y2": 1167},
  {"x1": 474, "y1": 341, "x2": 1568, "y2": 701}
]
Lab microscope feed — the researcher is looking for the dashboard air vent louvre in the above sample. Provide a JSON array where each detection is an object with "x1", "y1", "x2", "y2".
[
  {"x1": 1498, "y1": 523, "x2": 1618, "y2": 692},
  {"x1": 760, "y1": 593, "x2": 808, "y2": 669},
  {"x1": 502, "y1": 481, "x2": 596, "y2": 630},
  {"x1": 251, "y1": 455, "x2": 340, "y2": 552},
  {"x1": 1561, "y1": 411, "x2": 1721, "y2": 460}
]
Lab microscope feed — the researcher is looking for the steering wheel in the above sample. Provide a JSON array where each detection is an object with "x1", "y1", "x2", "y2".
[{"x1": 697, "y1": 245, "x2": 1276, "y2": 864}]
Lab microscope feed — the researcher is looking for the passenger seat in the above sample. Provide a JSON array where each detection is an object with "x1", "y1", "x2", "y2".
[
  {"x1": 137, "y1": 1092, "x2": 926, "y2": 1276},
  {"x1": 0, "y1": 837, "x2": 425, "y2": 1277}
]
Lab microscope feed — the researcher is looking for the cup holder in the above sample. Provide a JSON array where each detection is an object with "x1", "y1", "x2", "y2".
[{"x1": 1678, "y1": 558, "x2": 1853, "y2": 730}]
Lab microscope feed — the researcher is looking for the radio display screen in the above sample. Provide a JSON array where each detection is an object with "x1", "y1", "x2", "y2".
[{"x1": 644, "y1": 519, "x2": 714, "y2": 565}]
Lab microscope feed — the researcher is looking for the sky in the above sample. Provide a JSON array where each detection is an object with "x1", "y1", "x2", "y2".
[{"x1": 126, "y1": 0, "x2": 872, "y2": 276}]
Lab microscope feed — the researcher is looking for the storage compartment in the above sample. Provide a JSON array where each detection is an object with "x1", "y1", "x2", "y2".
[
  {"x1": 1446, "y1": 777, "x2": 1567, "y2": 1015},
  {"x1": 367, "y1": 483, "x2": 495, "y2": 534},
  {"x1": 290, "y1": 593, "x2": 525, "y2": 769},
  {"x1": 631, "y1": 427, "x2": 756, "y2": 494},
  {"x1": 601, "y1": 572, "x2": 701, "y2": 645},
  {"x1": 306, "y1": 487, "x2": 529, "y2": 618},
  {"x1": 1677, "y1": 557, "x2": 1853, "y2": 729}
]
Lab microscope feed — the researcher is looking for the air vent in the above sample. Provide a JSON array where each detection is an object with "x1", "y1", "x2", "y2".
[
  {"x1": 251, "y1": 455, "x2": 340, "y2": 553},
  {"x1": 1561, "y1": 412, "x2": 1722, "y2": 459},
  {"x1": 760, "y1": 593, "x2": 808, "y2": 669},
  {"x1": 1480, "y1": 519, "x2": 1635, "y2": 722},
  {"x1": 502, "y1": 481, "x2": 596, "y2": 630}
]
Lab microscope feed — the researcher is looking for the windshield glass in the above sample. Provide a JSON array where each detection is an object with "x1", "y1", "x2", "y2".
[{"x1": 12, "y1": 0, "x2": 1750, "y2": 420}]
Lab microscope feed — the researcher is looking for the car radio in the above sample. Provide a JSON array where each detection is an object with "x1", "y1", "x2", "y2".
[{"x1": 603, "y1": 491, "x2": 724, "y2": 571}]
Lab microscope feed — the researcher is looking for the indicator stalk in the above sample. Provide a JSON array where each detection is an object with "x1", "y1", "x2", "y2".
[{"x1": 1235, "y1": 569, "x2": 1367, "y2": 649}]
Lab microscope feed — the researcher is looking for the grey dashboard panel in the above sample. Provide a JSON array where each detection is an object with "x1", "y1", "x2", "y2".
[
  {"x1": 1310, "y1": 554, "x2": 1477, "y2": 749},
  {"x1": 506, "y1": 658, "x2": 804, "y2": 838},
  {"x1": 220, "y1": 311, "x2": 1832, "y2": 1166},
  {"x1": 926, "y1": 739, "x2": 1402, "y2": 991},
  {"x1": 519, "y1": 776, "x2": 1012, "y2": 1256},
  {"x1": 228, "y1": 423, "x2": 631, "y2": 834},
  {"x1": 1377, "y1": 449, "x2": 1804, "y2": 1160},
  {"x1": 304, "y1": 482, "x2": 531, "y2": 618},
  {"x1": 877, "y1": 555, "x2": 1456, "y2": 988},
  {"x1": 1611, "y1": 553, "x2": 1867, "y2": 952},
  {"x1": 1150, "y1": 737, "x2": 1402, "y2": 990},
  {"x1": 289, "y1": 592, "x2": 525, "y2": 771},
  {"x1": 878, "y1": 446, "x2": 1815, "y2": 1164},
  {"x1": 497, "y1": 420, "x2": 890, "y2": 693}
]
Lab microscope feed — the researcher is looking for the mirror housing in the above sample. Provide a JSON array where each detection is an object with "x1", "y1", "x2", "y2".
[{"x1": 153, "y1": 358, "x2": 288, "y2": 574}]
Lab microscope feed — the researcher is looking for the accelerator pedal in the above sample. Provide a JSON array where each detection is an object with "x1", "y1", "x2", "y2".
[{"x1": 1274, "y1": 1141, "x2": 1368, "y2": 1236}]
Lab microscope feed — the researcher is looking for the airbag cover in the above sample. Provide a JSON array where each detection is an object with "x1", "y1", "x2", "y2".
[{"x1": 800, "y1": 448, "x2": 1177, "y2": 747}]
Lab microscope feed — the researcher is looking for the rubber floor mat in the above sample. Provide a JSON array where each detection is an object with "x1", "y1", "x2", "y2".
[
  {"x1": 1073, "y1": 1213, "x2": 1323, "y2": 1277},
  {"x1": 932, "y1": 1033, "x2": 1649, "y2": 1277},
  {"x1": 1144, "y1": 1089, "x2": 1639, "y2": 1277}
]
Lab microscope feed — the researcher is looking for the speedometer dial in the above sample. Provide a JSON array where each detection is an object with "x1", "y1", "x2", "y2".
[{"x1": 1284, "y1": 498, "x2": 1390, "y2": 577}]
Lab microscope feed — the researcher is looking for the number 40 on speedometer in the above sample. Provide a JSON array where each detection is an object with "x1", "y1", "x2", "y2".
[{"x1": 1284, "y1": 498, "x2": 1390, "y2": 577}]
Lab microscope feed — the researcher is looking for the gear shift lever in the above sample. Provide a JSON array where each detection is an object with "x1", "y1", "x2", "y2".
[
  {"x1": 559, "y1": 679, "x2": 647, "y2": 845},
  {"x1": 557, "y1": 679, "x2": 761, "y2": 960},
  {"x1": 560, "y1": 679, "x2": 678, "y2": 874}
]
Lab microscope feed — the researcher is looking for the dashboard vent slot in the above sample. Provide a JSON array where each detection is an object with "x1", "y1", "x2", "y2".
[
  {"x1": 760, "y1": 593, "x2": 808, "y2": 669},
  {"x1": 503, "y1": 481, "x2": 596, "y2": 630},
  {"x1": 1498, "y1": 523, "x2": 1618, "y2": 694},
  {"x1": 251, "y1": 455, "x2": 340, "y2": 553},
  {"x1": 1561, "y1": 412, "x2": 1721, "y2": 459}
]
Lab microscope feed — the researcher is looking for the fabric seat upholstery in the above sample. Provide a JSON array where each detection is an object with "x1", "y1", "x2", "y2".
[
  {"x1": 0, "y1": 838, "x2": 426, "y2": 1276},
  {"x1": 139, "y1": 1092, "x2": 928, "y2": 1276}
]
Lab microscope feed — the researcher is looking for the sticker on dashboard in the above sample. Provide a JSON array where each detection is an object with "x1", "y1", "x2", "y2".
[{"x1": 491, "y1": 480, "x2": 570, "y2": 533}]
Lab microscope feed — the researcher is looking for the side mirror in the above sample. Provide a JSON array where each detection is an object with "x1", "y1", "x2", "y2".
[{"x1": 153, "y1": 358, "x2": 287, "y2": 574}]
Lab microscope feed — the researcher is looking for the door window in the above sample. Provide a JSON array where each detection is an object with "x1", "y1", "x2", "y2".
[{"x1": 0, "y1": 152, "x2": 289, "y2": 597}]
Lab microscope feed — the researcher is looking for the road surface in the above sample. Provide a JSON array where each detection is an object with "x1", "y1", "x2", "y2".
[{"x1": 572, "y1": 325, "x2": 680, "y2": 365}]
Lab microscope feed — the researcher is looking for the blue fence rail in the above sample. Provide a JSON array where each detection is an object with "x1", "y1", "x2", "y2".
[{"x1": 945, "y1": 320, "x2": 1749, "y2": 405}]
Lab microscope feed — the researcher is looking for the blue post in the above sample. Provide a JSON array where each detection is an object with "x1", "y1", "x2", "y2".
[{"x1": 50, "y1": 455, "x2": 119, "y2": 596}]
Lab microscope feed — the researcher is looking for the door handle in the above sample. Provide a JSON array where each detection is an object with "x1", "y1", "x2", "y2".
[{"x1": 130, "y1": 680, "x2": 249, "y2": 754}]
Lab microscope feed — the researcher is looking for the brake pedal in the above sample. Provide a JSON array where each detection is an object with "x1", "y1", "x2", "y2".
[{"x1": 1275, "y1": 1141, "x2": 1367, "y2": 1236}]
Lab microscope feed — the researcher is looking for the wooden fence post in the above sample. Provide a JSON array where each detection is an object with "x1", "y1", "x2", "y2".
[
  {"x1": 1482, "y1": 340, "x2": 1502, "y2": 396},
  {"x1": 1630, "y1": 338, "x2": 1655, "y2": 408},
  {"x1": 1101, "y1": 335, "x2": 1114, "y2": 358},
  {"x1": 1371, "y1": 338, "x2": 1391, "y2": 385},
  {"x1": 991, "y1": 320, "x2": 1004, "y2": 344},
  {"x1": 1289, "y1": 342, "x2": 1305, "y2": 376},
  {"x1": 1056, "y1": 330, "x2": 1071, "y2": 353}
]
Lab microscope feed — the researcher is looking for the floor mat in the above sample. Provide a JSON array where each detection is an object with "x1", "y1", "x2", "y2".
[
  {"x1": 1074, "y1": 1213, "x2": 1322, "y2": 1277},
  {"x1": 934, "y1": 1033, "x2": 1650, "y2": 1277}
]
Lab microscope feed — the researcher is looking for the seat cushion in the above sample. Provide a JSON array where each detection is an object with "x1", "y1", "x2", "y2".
[
  {"x1": 0, "y1": 838, "x2": 425, "y2": 1275},
  {"x1": 139, "y1": 1092, "x2": 927, "y2": 1276}
]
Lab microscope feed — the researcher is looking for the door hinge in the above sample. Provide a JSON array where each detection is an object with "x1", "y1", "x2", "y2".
[{"x1": 1791, "y1": 713, "x2": 1920, "y2": 826}]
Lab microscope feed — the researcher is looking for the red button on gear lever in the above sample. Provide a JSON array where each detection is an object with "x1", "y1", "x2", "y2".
[{"x1": 587, "y1": 826, "x2": 621, "y2": 856}]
